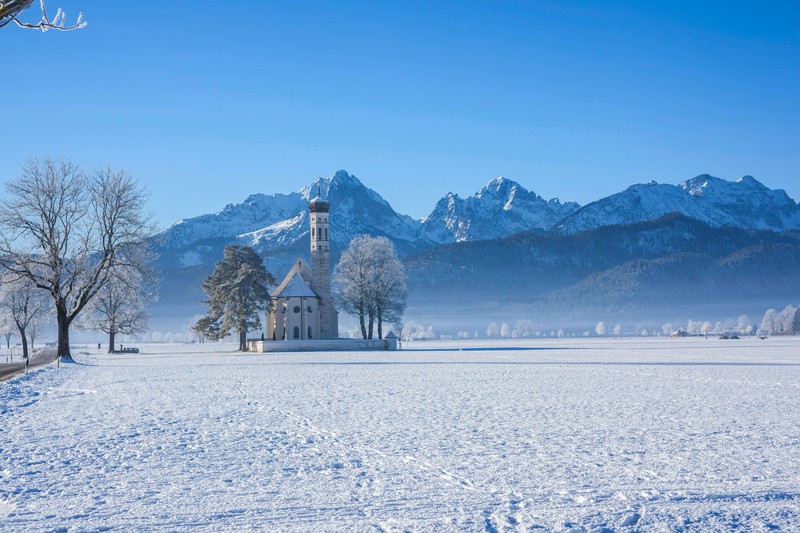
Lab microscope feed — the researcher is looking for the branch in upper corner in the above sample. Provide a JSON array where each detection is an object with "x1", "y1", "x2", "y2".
[{"x1": 0, "y1": 0, "x2": 86, "y2": 32}]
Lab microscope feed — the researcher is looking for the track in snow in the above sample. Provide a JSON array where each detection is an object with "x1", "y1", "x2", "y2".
[{"x1": 1, "y1": 337, "x2": 799, "y2": 531}]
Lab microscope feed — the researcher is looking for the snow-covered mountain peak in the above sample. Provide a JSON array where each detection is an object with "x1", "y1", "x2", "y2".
[
  {"x1": 738, "y1": 175, "x2": 762, "y2": 186},
  {"x1": 558, "y1": 174, "x2": 800, "y2": 233},
  {"x1": 476, "y1": 177, "x2": 520, "y2": 199},
  {"x1": 421, "y1": 176, "x2": 580, "y2": 243}
]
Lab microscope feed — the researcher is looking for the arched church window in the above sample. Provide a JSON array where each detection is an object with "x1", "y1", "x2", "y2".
[
  {"x1": 312, "y1": 228, "x2": 316, "y2": 238},
  {"x1": 293, "y1": 326, "x2": 300, "y2": 339},
  {"x1": 324, "y1": 228, "x2": 328, "y2": 240},
  {"x1": 308, "y1": 326, "x2": 312, "y2": 339}
]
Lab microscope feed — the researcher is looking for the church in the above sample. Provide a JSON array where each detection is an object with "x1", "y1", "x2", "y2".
[{"x1": 266, "y1": 186, "x2": 338, "y2": 341}]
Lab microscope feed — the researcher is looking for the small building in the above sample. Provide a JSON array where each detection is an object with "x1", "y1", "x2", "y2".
[{"x1": 266, "y1": 185, "x2": 338, "y2": 340}]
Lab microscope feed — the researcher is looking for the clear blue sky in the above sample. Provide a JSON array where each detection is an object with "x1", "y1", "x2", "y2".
[{"x1": 2, "y1": 0, "x2": 798, "y2": 227}]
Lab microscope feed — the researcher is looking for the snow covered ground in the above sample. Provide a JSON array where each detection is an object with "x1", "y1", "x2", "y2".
[{"x1": 1, "y1": 337, "x2": 799, "y2": 531}]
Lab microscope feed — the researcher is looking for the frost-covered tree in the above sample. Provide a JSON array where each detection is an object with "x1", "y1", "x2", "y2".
[
  {"x1": 456, "y1": 331, "x2": 470, "y2": 339},
  {"x1": 0, "y1": 0, "x2": 86, "y2": 31},
  {"x1": 333, "y1": 235, "x2": 406, "y2": 340},
  {"x1": 80, "y1": 264, "x2": 156, "y2": 353},
  {"x1": 0, "y1": 158, "x2": 155, "y2": 359},
  {"x1": 595, "y1": 321, "x2": 606, "y2": 336},
  {"x1": 513, "y1": 319, "x2": 535, "y2": 338},
  {"x1": 367, "y1": 238, "x2": 407, "y2": 340},
  {"x1": 613, "y1": 323, "x2": 622, "y2": 337},
  {"x1": 401, "y1": 322, "x2": 435, "y2": 341},
  {"x1": 736, "y1": 314, "x2": 750, "y2": 335},
  {"x1": 486, "y1": 322, "x2": 499, "y2": 338},
  {"x1": 779, "y1": 305, "x2": 797, "y2": 334},
  {"x1": 792, "y1": 306, "x2": 800, "y2": 335},
  {"x1": 557, "y1": 328, "x2": 565, "y2": 338},
  {"x1": 661, "y1": 323, "x2": 674, "y2": 336},
  {"x1": 194, "y1": 245, "x2": 275, "y2": 351},
  {"x1": 0, "y1": 273, "x2": 50, "y2": 360},
  {"x1": 641, "y1": 328, "x2": 649, "y2": 337},
  {"x1": 760, "y1": 308, "x2": 779, "y2": 335},
  {"x1": 500, "y1": 323, "x2": 510, "y2": 339}
]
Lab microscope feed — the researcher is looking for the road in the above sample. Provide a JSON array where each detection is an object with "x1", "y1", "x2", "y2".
[{"x1": 0, "y1": 348, "x2": 58, "y2": 382}]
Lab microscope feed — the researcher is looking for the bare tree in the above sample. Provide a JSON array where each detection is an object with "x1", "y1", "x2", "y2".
[
  {"x1": 28, "y1": 314, "x2": 43, "y2": 351},
  {"x1": 333, "y1": 235, "x2": 407, "y2": 340},
  {"x1": 334, "y1": 236, "x2": 373, "y2": 339},
  {"x1": 366, "y1": 237, "x2": 406, "y2": 340},
  {"x1": 0, "y1": 272, "x2": 50, "y2": 360},
  {"x1": 0, "y1": 0, "x2": 85, "y2": 31},
  {"x1": 0, "y1": 157, "x2": 155, "y2": 359},
  {"x1": 79, "y1": 262, "x2": 156, "y2": 353},
  {"x1": 760, "y1": 308, "x2": 779, "y2": 335}
]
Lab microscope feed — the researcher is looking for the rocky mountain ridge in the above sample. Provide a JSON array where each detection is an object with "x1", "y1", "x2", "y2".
[{"x1": 149, "y1": 170, "x2": 800, "y2": 330}]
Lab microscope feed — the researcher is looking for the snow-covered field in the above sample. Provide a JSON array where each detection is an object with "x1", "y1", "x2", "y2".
[{"x1": 1, "y1": 337, "x2": 799, "y2": 531}]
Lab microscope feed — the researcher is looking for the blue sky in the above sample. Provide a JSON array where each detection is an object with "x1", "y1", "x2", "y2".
[{"x1": 2, "y1": 0, "x2": 798, "y2": 226}]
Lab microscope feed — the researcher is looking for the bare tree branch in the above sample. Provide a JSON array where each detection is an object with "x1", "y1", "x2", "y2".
[{"x1": 0, "y1": 0, "x2": 86, "y2": 32}]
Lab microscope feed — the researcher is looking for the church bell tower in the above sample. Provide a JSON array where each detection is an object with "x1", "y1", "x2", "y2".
[{"x1": 309, "y1": 180, "x2": 336, "y2": 339}]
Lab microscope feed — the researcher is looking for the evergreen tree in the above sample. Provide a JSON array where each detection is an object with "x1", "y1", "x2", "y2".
[{"x1": 194, "y1": 245, "x2": 275, "y2": 351}]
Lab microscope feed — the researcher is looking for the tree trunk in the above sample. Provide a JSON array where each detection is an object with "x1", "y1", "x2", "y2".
[
  {"x1": 367, "y1": 309, "x2": 374, "y2": 340},
  {"x1": 359, "y1": 306, "x2": 367, "y2": 339},
  {"x1": 377, "y1": 307, "x2": 383, "y2": 340},
  {"x1": 239, "y1": 329, "x2": 248, "y2": 352},
  {"x1": 17, "y1": 326, "x2": 28, "y2": 360},
  {"x1": 108, "y1": 330, "x2": 116, "y2": 353},
  {"x1": 56, "y1": 304, "x2": 72, "y2": 359}
]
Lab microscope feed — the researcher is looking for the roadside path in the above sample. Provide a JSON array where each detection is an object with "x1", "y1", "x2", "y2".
[{"x1": 0, "y1": 348, "x2": 58, "y2": 382}]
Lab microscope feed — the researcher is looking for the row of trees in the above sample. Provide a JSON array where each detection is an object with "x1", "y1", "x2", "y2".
[
  {"x1": 479, "y1": 307, "x2": 800, "y2": 342},
  {"x1": 0, "y1": 157, "x2": 156, "y2": 359},
  {"x1": 759, "y1": 305, "x2": 800, "y2": 335}
]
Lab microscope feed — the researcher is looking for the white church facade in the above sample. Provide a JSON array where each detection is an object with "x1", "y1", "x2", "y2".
[{"x1": 266, "y1": 189, "x2": 338, "y2": 341}]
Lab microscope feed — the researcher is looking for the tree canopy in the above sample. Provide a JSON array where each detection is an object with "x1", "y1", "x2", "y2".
[
  {"x1": 194, "y1": 245, "x2": 275, "y2": 351},
  {"x1": 333, "y1": 235, "x2": 406, "y2": 340}
]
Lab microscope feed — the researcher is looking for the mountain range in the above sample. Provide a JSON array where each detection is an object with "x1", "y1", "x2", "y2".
[{"x1": 150, "y1": 171, "x2": 800, "y2": 332}]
